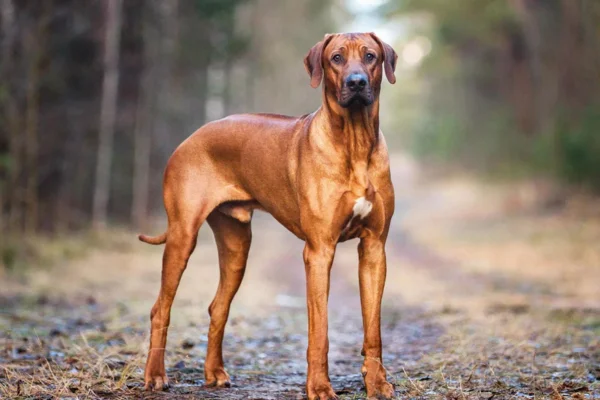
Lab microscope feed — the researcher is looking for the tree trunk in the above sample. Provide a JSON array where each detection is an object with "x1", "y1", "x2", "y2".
[
  {"x1": 559, "y1": 0, "x2": 584, "y2": 116},
  {"x1": 222, "y1": 10, "x2": 235, "y2": 116},
  {"x1": 140, "y1": 0, "x2": 179, "y2": 220},
  {"x1": 23, "y1": 5, "x2": 50, "y2": 233},
  {"x1": 24, "y1": 29, "x2": 40, "y2": 233},
  {"x1": 509, "y1": 0, "x2": 543, "y2": 134},
  {"x1": 1, "y1": 0, "x2": 21, "y2": 232},
  {"x1": 244, "y1": 1, "x2": 262, "y2": 112},
  {"x1": 153, "y1": 0, "x2": 178, "y2": 163},
  {"x1": 0, "y1": 0, "x2": 13, "y2": 232},
  {"x1": 195, "y1": 51, "x2": 210, "y2": 127},
  {"x1": 92, "y1": 0, "x2": 123, "y2": 229},
  {"x1": 131, "y1": 2, "x2": 160, "y2": 230}
]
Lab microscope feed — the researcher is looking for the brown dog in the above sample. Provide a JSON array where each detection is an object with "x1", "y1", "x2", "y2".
[{"x1": 139, "y1": 32, "x2": 397, "y2": 400}]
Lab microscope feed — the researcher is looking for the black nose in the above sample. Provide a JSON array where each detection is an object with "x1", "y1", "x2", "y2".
[{"x1": 345, "y1": 73, "x2": 367, "y2": 92}]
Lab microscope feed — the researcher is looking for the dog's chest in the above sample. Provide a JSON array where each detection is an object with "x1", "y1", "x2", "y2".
[
  {"x1": 351, "y1": 197, "x2": 373, "y2": 220},
  {"x1": 339, "y1": 195, "x2": 374, "y2": 241}
]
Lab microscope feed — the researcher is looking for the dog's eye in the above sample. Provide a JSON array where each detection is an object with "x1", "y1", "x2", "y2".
[
  {"x1": 332, "y1": 54, "x2": 342, "y2": 64},
  {"x1": 366, "y1": 53, "x2": 376, "y2": 62}
]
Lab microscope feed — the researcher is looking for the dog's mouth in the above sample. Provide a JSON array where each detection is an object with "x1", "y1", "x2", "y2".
[{"x1": 338, "y1": 89, "x2": 374, "y2": 108}]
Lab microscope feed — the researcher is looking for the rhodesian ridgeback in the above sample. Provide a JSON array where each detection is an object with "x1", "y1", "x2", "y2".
[{"x1": 139, "y1": 32, "x2": 397, "y2": 399}]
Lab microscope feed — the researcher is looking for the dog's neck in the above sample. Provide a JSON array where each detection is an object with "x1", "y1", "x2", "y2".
[{"x1": 314, "y1": 91, "x2": 380, "y2": 165}]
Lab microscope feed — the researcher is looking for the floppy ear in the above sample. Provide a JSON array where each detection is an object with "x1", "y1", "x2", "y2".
[
  {"x1": 303, "y1": 34, "x2": 334, "y2": 89},
  {"x1": 369, "y1": 33, "x2": 398, "y2": 84}
]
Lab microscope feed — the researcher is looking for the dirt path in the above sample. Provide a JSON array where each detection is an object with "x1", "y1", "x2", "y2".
[{"x1": 1, "y1": 154, "x2": 599, "y2": 399}]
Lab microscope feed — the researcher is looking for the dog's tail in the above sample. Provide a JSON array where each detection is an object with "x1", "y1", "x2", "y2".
[{"x1": 138, "y1": 232, "x2": 167, "y2": 245}]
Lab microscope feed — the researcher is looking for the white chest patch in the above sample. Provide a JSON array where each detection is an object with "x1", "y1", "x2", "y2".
[{"x1": 353, "y1": 197, "x2": 373, "y2": 219}]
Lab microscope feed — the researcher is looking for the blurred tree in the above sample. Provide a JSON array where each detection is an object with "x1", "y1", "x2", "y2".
[
  {"x1": 131, "y1": 0, "x2": 179, "y2": 230},
  {"x1": 0, "y1": 0, "x2": 18, "y2": 232},
  {"x1": 239, "y1": 0, "x2": 338, "y2": 115},
  {"x1": 131, "y1": 1, "x2": 159, "y2": 231},
  {"x1": 23, "y1": 3, "x2": 51, "y2": 233},
  {"x1": 92, "y1": 0, "x2": 123, "y2": 229}
]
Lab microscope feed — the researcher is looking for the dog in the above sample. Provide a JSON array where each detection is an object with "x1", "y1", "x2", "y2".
[{"x1": 139, "y1": 32, "x2": 397, "y2": 400}]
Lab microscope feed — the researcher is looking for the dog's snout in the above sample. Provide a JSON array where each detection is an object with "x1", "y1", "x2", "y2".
[{"x1": 345, "y1": 73, "x2": 367, "y2": 92}]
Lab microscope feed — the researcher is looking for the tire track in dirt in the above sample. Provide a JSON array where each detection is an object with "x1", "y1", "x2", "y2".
[{"x1": 386, "y1": 156, "x2": 570, "y2": 309}]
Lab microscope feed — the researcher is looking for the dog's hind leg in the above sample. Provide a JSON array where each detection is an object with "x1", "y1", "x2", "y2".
[
  {"x1": 144, "y1": 191, "x2": 215, "y2": 391},
  {"x1": 204, "y1": 210, "x2": 252, "y2": 387}
]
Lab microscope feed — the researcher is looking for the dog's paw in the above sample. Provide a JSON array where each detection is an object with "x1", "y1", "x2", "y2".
[
  {"x1": 366, "y1": 381, "x2": 395, "y2": 399},
  {"x1": 306, "y1": 379, "x2": 338, "y2": 400},
  {"x1": 204, "y1": 366, "x2": 231, "y2": 388},
  {"x1": 144, "y1": 373, "x2": 170, "y2": 391},
  {"x1": 362, "y1": 361, "x2": 395, "y2": 399}
]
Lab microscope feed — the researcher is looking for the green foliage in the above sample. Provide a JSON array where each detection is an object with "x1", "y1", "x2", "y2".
[
  {"x1": 392, "y1": 0, "x2": 518, "y2": 45},
  {"x1": 410, "y1": 107, "x2": 532, "y2": 176},
  {"x1": 0, "y1": 84, "x2": 7, "y2": 104},
  {"x1": 553, "y1": 108, "x2": 600, "y2": 188},
  {"x1": 0, "y1": 154, "x2": 11, "y2": 171},
  {"x1": 193, "y1": 0, "x2": 248, "y2": 19},
  {"x1": 184, "y1": 0, "x2": 251, "y2": 62},
  {"x1": 411, "y1": 113, "x2": 465, "y2": 161},
  {"x1": 1, "y1": 245, "x2": 17, "y2": 271},
  {"x1": 411, "y1": 104, "x2": 600, "y2": 185}
]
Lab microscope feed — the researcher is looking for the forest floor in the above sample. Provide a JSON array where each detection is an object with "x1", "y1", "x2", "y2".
[{"x1": 1, "y1": 154, "x2": 599, "y2": 400}]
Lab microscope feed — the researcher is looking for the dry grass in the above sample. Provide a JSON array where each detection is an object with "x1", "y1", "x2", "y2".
[{"x1": 0, "y1": 328, "x2": 147, "y2": 399}]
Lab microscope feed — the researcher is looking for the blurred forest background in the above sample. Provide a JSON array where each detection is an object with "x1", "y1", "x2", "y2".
[
  {"x1": 1, "y1": 0, "x2": 600, "y2": 268},
  {"x1": 383, "y1": 0, "x2": 600, "y2": 183},
  {"x1": 0, "y1": 0, "x2": 338, "y2": 264}
]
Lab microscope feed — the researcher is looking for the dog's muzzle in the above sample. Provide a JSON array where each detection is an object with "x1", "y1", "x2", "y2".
[{"x1": 340, "y1": 73, "x2": 374, "y2": 108}]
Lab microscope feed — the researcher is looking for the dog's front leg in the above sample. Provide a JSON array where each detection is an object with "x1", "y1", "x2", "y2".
[
  {"x1": 303, "y1": 241, "x2": 338, "y2": 400},
  {"x1": 358, "y1": 237, "x2": 395, "y2": 399}
]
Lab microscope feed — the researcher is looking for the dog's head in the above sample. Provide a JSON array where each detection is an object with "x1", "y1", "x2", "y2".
[{"x1": 304, "y1": 32, "x2": 397, "y2": 108}]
